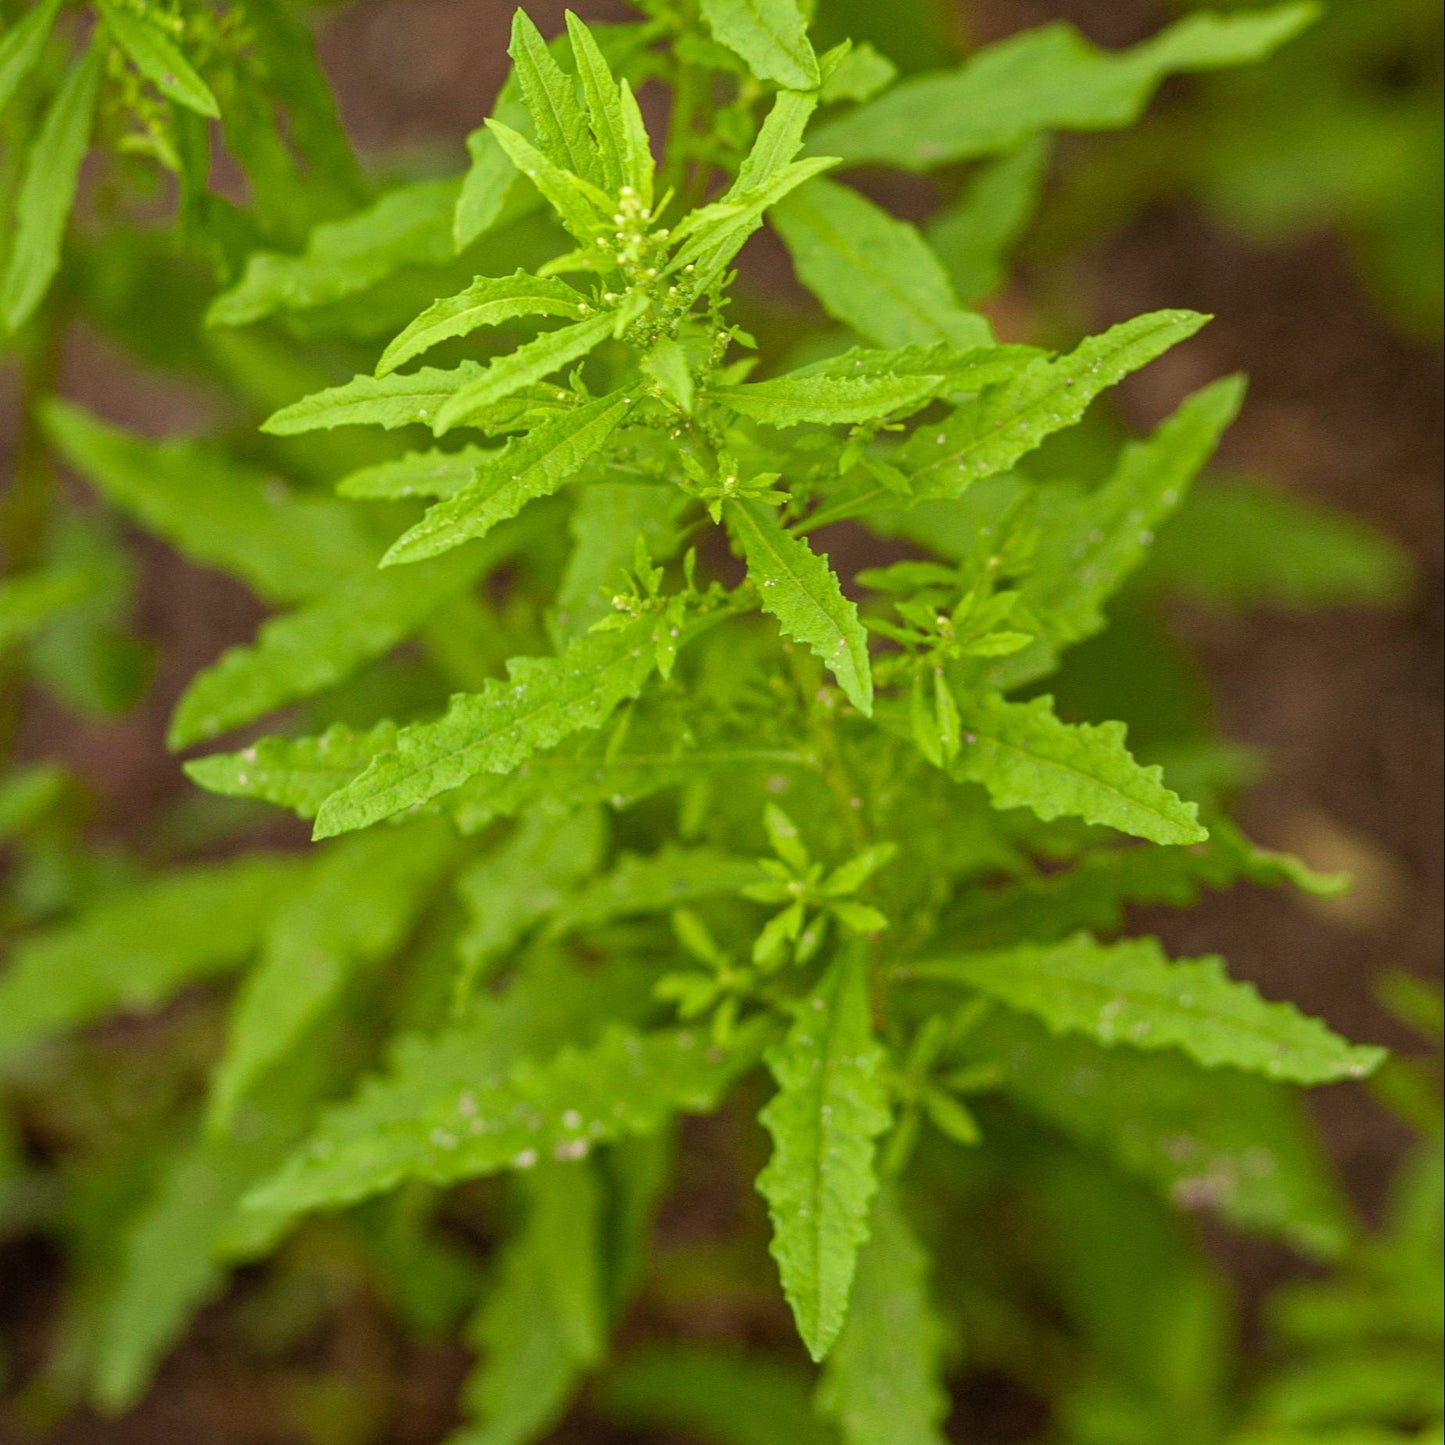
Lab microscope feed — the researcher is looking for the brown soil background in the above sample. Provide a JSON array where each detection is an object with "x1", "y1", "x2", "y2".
[{"x1": 2, "y1": 0, "x2": 1441, "y2": 1441}]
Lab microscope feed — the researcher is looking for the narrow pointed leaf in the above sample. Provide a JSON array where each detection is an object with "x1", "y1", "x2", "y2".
[
  {"x1": 903, "y1": 310, "x2": 1209, "y2": 499},
  {"x1": 732, "y1": 86, "x2": 821, "y2": 193},
  {"x1": 337, "y1": 446, "x2": 497, "y2": 501},
  {"x1": 208, "y1": 822, "x2": 455, "y2": 1131},
  {"x1": 314, "y1": 618, "x2": 659, "y2": 838},
  {"x1": 511, "y1": 9, "x2": 600, "y2": 184},
  {"x1": 433, "y1": 313, "x2": 617, "y2": 436},
  {"x1": 210, "y1": 179, "x2": 460, "y2": 327},
  {"x1": 565, "y1": 11, "x2": 632, "y2": 194},
  {"x1": 947, "y1": 690, "x2": 1205, "y2": 845},
  {"x1": 773, "y1": 179, "x2": 991, "y2": 350},
  {"x1": 0, "y1": 0, "x2": 64, "y2": 117},
  {"x1": 911, "y1": 934, "x2": 1385, "y2": 1084},
  {"x1": 0, "y1": 858, "x2": 310, "y2": 1063},
  {"x1": 185, "y1": 722, "x2": 399, "y2": 819},
  {"x1": 487, "y1": 117, "x2": 610, "y2": 244},
  {"x1": 714, "y1": 371, "x2": 941, "y2": 427},
  {"x1": 42, "y1": 401, "x2": 371, "y2": 602},
  {"x1": 1, "y1": 40, "x2": 101, "y2": 333},
  {"x1": 818, "y1": 1187, "x2": 949, "y2": 1445},
  {"x1": 757, "y1": 951, "x2": 891, "y2": 1361},
  {"x1": 263, "y1": 361, "x2": 486, "y2": 435},
  {"x1": 247, "y1": 1016, "x2": 769, "y2": 1218},
  {"x1": 97, "y1": 0, "x2": 219, "y2": 116},
  {"x1": 809, "y1": 5, "x2": 1320, "y2": 170},
  {"x1": 727, "y1": 499, "x2": 872, "y2": 715},
  {"x1": 700, "y1": 0, "x2": 820, "y2": 90},
  {"x1": 388, "y1": 391, "x2": 634, "y2": 563},
  {"x1": 376, "y1": 271, "x2": 587, "y2": 376}
]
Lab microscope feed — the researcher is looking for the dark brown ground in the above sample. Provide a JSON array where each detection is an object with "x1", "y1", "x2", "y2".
[{"x1": 1, "y1": 1, "x2": 1441, "y2": 1441}]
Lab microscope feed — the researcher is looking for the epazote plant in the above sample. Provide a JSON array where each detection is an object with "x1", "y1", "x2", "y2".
[{"x1": 0, "y1": 0, "x2": 1421, "y2": 1438}]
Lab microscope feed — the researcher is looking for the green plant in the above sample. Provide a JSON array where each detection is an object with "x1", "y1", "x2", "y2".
[{"x1": 0, "y1": 1, "x2": 1425, "y2": 1440}]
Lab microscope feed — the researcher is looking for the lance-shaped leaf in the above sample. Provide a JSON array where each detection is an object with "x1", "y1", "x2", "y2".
[
  {"x1": 0, "y1": 857, "x2": 310, "y2": 1063},
  {"x1": 487, "y1": 117, "x2": 612, "y2": 245},
  {"x1": 511, "y1": 9, "x2": 600, "y2": 185},
  {"x1": 547, "y1": 846, "x2": 766, "y2": 936},
  {"x1": 42, "y1": 401, "x2": 371, "y2": 602},
  {"x1": 247, "y1": 1016, "x2": 769, "y2": 1218},
  {"x1": 665, "y1": 156, "x2": 838, "y2": 306},
  {"x1": 262, "y1": 361, "x2": 487, "y2": 435},
  {"x1": 169, "y1": 544, "x2": 501, "y2": 748},
  {"x1": 457, "y1": 1160, "x2": 606, "y2": 1445},
  {"x1": 733, "y1": 85, "x2": 822, "y2": 193},
  {"x1": 207, "y1": 822, "x2": 454, "y2": 1132},
  {"x1": 818, "y1": 1187, "x2": 949, "y2": 1445},
  {"x1": 185, "y1": 722, "x2": 399, "y2": 820},
  {"x1": 700, "y1": 0, "x2": 820, "y2": 90},
  {"x1": 376, "y1": 271, "x2": 588, "y2": 377},
  {"x1": 727, "y1": 499, "x2": 873, "y2": 715},
  {"x1": 337, "y1": 446, "x2": 497, "y2": 500},
  {"x1": 902, "y1": 310, "x2": 1209, "y2": 499},
  {"x1": 977, "y1": 1010, "x2": 1352, "y2": 1258},
  {"x1": 911, "y1": 934, "x2": 1384, "y2": 1085},
  {"x1": 209, "y1": 178, "x2": 461, "y2": 327},
  {"x1": 433, "y1": 312, "x2": 617, "y2": 436},
  {"x1": 314, "y1": 618, "x2": 659, "y2": 839},
  {"x1": 808, "y1": 5, "x2": 1319, "y2": 170},
  {"x1": 941, "y1": 819, "x2": 1344, "y2": 951},
  {"x1": 757, "y1": 950, "x2": 891, "y2": 1361},
  {"x1": 773, "y1": 179, "x2": 991, "y2": 351},
  {"x1": 1, "y1": 40, "x2": 101, "y2": 333},
  {"x1": 91, "y1": 1049, "x2": 333, "y2": 1413},
  {"x1": 97, "y1": 0, "x2": 219, "y2": 116},
  {"x1": 947, "y1": 690, "x2": 1205, "y2": 845},
  {"x1": 927, "y1": 136, "x2": 1051, "y2": 304},
  {"x1": 713, "y1": 371, "x2": 942, "y2": 427},
  {"x1": 1020, "y1": 375, "x2": 1246, "y2": 654},
  {"x1": 0, "y1": 0, "x2": 64, "y2": 117},
  {"x1": 565, "y1": 11, "x2": 646, "y2": 197},
  {"x1": 388, "y1": 391, "x2": 634, "y2": 564}
]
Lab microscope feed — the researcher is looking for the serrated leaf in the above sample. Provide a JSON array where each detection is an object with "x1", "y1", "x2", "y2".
[
  {"x1": 455, "y1": 1160, "x2": 605, "y2": 1445},
  {"x1": 185, "y1": 722, "x2": 399, "y2": 819},
  {"x1": 773, "y1": 179, "x2": 991, "y2": 350},
  {"x1": 169, "y1": 545, "x2": 503, "y2": 747},
  {"x1": 376, "y1": 270, "x2": 588, "y2": 377},
  {"x1": 733, "y1": 85, "x2": 821, "y2": 193},
  {"x1": 314, "y1": 618, "x2": 660, "y2": 839},
  {"x1": 42, "y1": 401, "x2": 372, "y2": 602},
  {"x1": 947, "y1": 689, "x2": 1205, "y2": 845},
  {"x1": 456, "y1": 808, "x2": 606, "y2": 990},
  {"x1": 757, "y1": 950, "x2": 891, "y2": 1361},
  {"x1": 548, "y1": 846, "x2": 766, "y2": 936},
  {"x1": 978, "y1": 1010, "x2": 1352, "y2": 1257},
  {"x1": 911, "y1": 934, "x2": 1383, "y2": 1085},
  {"x1": 552, "y1": 482, "x2": 685, "y2": 643},
  {"x1": 487, "y1": 117, "x2": 611, "y2": 245},
  {"x1": 97, "y1": 0, "x2": 219, "y2": 116},
  {"x1": 209, "y1": 178, "x2": 460, "y2": 326},
  {"x1": 433, "y1": 312, "x2": 618, "y2": 436},
  {"x1": 387, "y1": 391, "x2": 635, "y2": 564},
  {"x1": 818, "y1": 1187, "x2": 949, "y2": 1445},
  {"x1": 1144, "y1": 478, "x2": 1411, "y2": 611},
  {"x1": 565, "y1": 13, "x2": 631, "y2": 195},
  {"x1": 1019, "y1": 374, "x2": 1247, "y2": 656},
  {"x1": 1, "y1": 39, "x2": 101, "y2": 333},
  {"x1": 0, "y1": 0, "x2": 64, "y2": 117},
  {"x1": 714, "y1": 371, "x2": 942, "y2": 427},
  {"x1": 0, "y1": 857, "x2": 310, "y2": 1063},
  {"x1": 808, "y1": 5, "x2": 1320, "y2": 170},
  {"x1": 700, "y1": 0, "x2": 819, "y2": 89},
  {"x1": 0, "y1": 568, "x2": 93, "y2": 651},
  {"x1": 901, "y1": 310, "x2": 1210, "y2": 499},
  {"x1": 262, "y1": 360, "x2": 487, "y2": 435},
  {"x1": 337, "y1": 446, "x2": 496, "y2": 500},
  {"x1": 208, "y1": 821, "x2": 455, "y2": 1132},
  {"x1": 91, "y1": 1053, "x2": 332, "y2": 1413},
  {"x1": 247, "y1": 1016, "x2": 769, "y2": 1219},
  {"x1": 927, "y1": 136, "x2": 1051, "y2": 304},
  {"x1": 510, "y1": 9, "x2": 600, "y2": 186},
  {"x1": 727, "y1": 498, "x2": 872, "y2": 715},
  {"x1": 603, "y1": 1345, "x2": 836, "y2": 1445}
]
